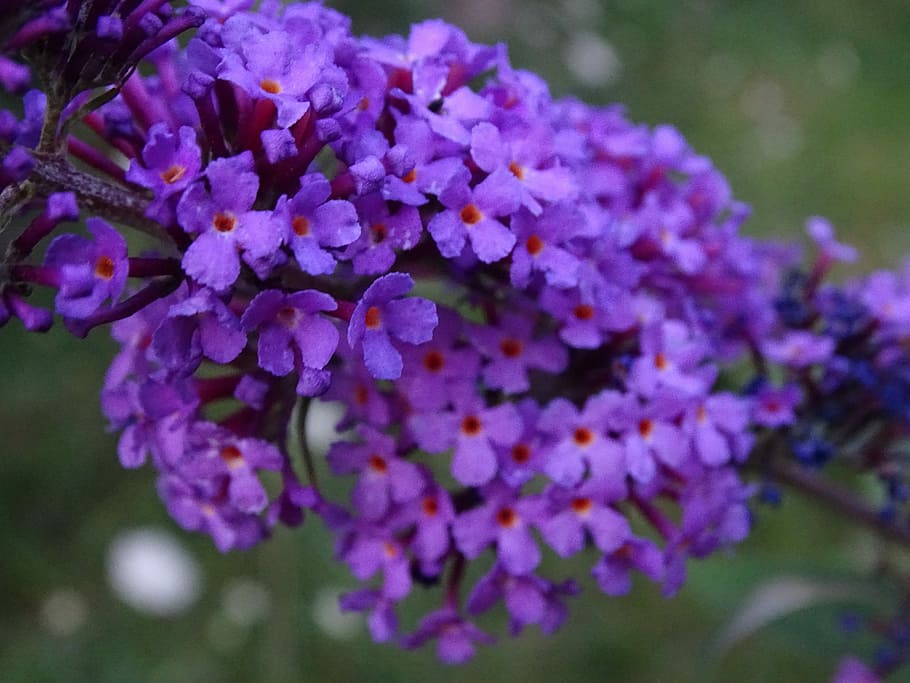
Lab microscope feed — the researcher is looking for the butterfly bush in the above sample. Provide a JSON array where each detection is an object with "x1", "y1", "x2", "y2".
[{"x1": 0, "y1": 1, "x2": 907, "y2": 676}]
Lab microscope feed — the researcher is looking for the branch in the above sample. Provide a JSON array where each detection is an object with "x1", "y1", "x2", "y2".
[{"x1": 762, "y1": 456, "x2": 910, "y2": 548}]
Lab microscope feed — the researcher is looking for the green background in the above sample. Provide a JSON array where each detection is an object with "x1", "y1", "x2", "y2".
[{"x1": 3, "y1": 1, "x2": 910, "y2": 680}]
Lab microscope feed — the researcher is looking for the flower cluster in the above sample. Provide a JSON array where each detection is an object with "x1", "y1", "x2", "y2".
[{"x1": 1, "y1": 1, "x2": 905, "y2": 673}]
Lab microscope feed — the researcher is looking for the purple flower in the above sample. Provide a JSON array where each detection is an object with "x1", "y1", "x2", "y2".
[
  {"x1": 591, "y1": 538, "x2": 664, "y2": 596},
  {"x1": 753, "y1": 383, "x2": 802, "y2": 428},
  {"x1": 539, "y1": 480, "x2": 631, "y2": 558},
  {"x1": 44, "y1": 217, "x2": 128, "y2": 319},
  {"x1": 427, "y1": 167, "x2": 521, "y2": 263},
  {"x1": 277, "y1": 173, "x2": 360, "y2": 276},
  {"x1": 126, "y1": 124, "x2": 202, "y2": 224},
  {"x1": 327, "y1": 427, "x2": 422, "y2": 520},
  {"x1": 177, "y1": 152, "x2": 280, "y2": 290},
  {"x1": 343, "y1": 193, "x2": 422, "y2": 275},
  {"x1": 347, "y1": 272, "x2": 438, "y2": 380},
  {"x1": 152, "y1": 286, "x2": 247, "y2": 375},
  {"x1": 763, "y1": 330, "x2": 834, "y2": 368},
  {"x1": 452, "y1": 483, "x2": 542, "y2": 575},
  {"x1": 241, "y1": 288, "x2": 339, "y2": 396},
  {"x1": 402, "y1": 608, "x2": 495, "y2": 664}
]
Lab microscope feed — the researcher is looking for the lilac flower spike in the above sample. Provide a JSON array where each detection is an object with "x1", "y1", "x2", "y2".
[{"x1": 347, "y1": 272, "x2": 438, "y2": 380}]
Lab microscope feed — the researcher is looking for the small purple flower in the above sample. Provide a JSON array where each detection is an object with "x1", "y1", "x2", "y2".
[
  {"x1": 591, "y1": 537, "x2": 664, "y2": 596},
  {"x1": 152, "y1": 286, "x2": 247, "y2": 375},
  {"x1": 277, "y1": 173, "x2": 361, "y2": 276},
  {"x1": 343, "y1": 192, "x2": 422, "y2": 275},
  {"x1": 339, "y1": 526, "x2": 412, "y2": 601},
  {"x1": 241, "y1": 288, "x2": 339, "y2": 396},
  {"x1": 539, "y1": 480, "x2": 631, "y2": 558},
  {"x1": 126, "y1": 124, "x2": 202, "y2": 224},
  {"x1": 452, "y1": 483, "x2": 542, "y2": 575},
  {"x1": 753, "y1": 383, "x2": 802, "y2": 428},
  {"x1": 347, "y1": 272, "x2": 438, "y2": 380},
  {"x1": 177, "y1": 152, "x2": 281, "y2": 290},
  {"x1": 44, "y1": 217, "x2": 128, "y2": 319},
  {"x1": 327, "y1": 427, "x2": 422, "y2": 520},
  {"x1": 763, "y1": 330, "x2": 834, "y2": 368},
  {"x1": 402, "y1": 608, "x2": 495, "y2": 664},
  {"x1": 427, "y1": 167, "x2": 521, "y2": 263}
]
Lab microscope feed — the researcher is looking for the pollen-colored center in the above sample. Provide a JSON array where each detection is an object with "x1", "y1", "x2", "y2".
[
  {"x1": 371, "y1": 223, "x2": 387, "y2": 244},
  {"x1": 383, "y1": 541, "x2": 398, "y2": 559},
  {"x1": 220, "y1": 445, "x2": 244, "y2": 469},
  {"x1": 573, "y1": 304, "x2": 594, "y2": 320},
  {"x1": 357, "y1": 96, "x2": 370, "y2": 111},
  {"x1": 402, "y1": 168, "x2": 417, "y2": 183},
  {"x1": 499, "y1": 337, "x2": 523, "y2": 358},
  {"x1": 354, "y1": 384, "x2": 369, "y2": 405},
  {"x1": 260, "y1": 78, "x2": 282, "y2": 94},
  {"x1": 368, "y1": 454, "x2": 388, "y2": 474},
  {"x1": 421, "y1": 497, "x2": 439, "y2": 516},
  {"x1": 461, "y1": 415, "x2": 482, "y2": 436},
  {"x1": 654, "y1": 352, "x2": 669, "y2": 371},
  {"x1": 573, "y1": 427, "x2": 594, "y2": 446},
  {"x1": 423, "y1": 350, "x2": 445, "y2": 372},
  {"x1": 292, "y1": 216, "x2": 310, "y2": 236},
  {"x1": 496, "y1": 507, "x2": 518, "y2": 528},
  {"x1": 277, "y1": 306, "x2": 299, "y2": 329},
  {"x1": 511, "y1": 443, "x2": 531, "y2": 464},
  {"x1": 94, "y1": 255, "x2": 115, "y2": 280},
  {"x1": 696, "y1": 405, "x2": 707, "y2": 424},
  {"x1": 160, "y1": 164, "x2": 187, "y2": 185},
  {"x1": 525, "y1": 234, "x2": 544, "y2": 256},
  {"x1": 365, "y1": 306, "x2": 382, "y2": 329},
  {"x1": 460, "y1": 203, "x2": 482, "y2": 225},
  {"x1": 638, "y1": 419, "x2": 654, "y2": 438},
  {"x1": 508, "y1": 161, "x2": 525, "y2": 180},
  {"x1": 571, "y1": 497, "x2": 593, "y2": 515},
  {"x1": 213, "y1": 211, "x2": 237, "y2": 233}
]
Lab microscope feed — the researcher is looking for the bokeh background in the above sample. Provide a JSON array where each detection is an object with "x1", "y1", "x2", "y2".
[{"x1": 3, "y1": 1, "x2": 910, "y2": 681}]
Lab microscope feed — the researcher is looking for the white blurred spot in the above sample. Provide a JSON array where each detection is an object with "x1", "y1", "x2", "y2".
[
  {"x1": 564, "y1": 32, "x2": 622, "y2": 87},
  {"x1": 817, "y1": 42, "x2": 860, "y2": 89},
  {"x1": 713, "y1": 576, "x2": 877, "y2": 654},
  {"x1": 305, "y1": 399, "x2": 346, "y2": 456},
  {"x1": 40, "y1": 588, "x2": 87, "y2": 636},
  {"x1": 107, "y1": 527, "x2": 201, "y2": 616},
  {"x1": 740, "y1": 78, "x2": 785, "y2": 123},
  {"x1": 755, "y1": 115, "x2": 804, "y2": 161},
  {"x1": 222, "y1": 578, "x2": 270, "y2": 627},
  {"x1": 312, "y1": 587, "x2": 361, "y2": 640},
  {"x1": 561, "y1": 0, "x2": 603, "y2": 23}
]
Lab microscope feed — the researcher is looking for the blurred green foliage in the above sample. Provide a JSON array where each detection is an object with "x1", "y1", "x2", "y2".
[{"x1": 3, "y1": 1, "x2": 910, "y2": 681}]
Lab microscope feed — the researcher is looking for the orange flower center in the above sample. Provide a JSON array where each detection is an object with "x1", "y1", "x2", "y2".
[
  {"x1": 220, "y1": 445, "x2": 244, "y2": 469},
  {"x1": 496, "y1": 507, "x2": 518, "y2": 528},
  {"x1": 160, "y1": 164, "x2": 187, "y2": 185},
  {"x1": 213, "y1": 211, "x2": 237, "y2": 233},
  {"x1": 364, "y1": 306, "x2": 382, "y2": 329},
  {"x1": 573, "y1": 304, "x2": 594, "y2": 320},
  {"x1": 525, "y1": 234, "x2": 544, "y2": 256},
  {"x1": 573, "y1": 427, "x2": 594, "y2": 446},
  {"x1": 368, "y1": 454, "x2": 388, "y2": 474},
  {"x1": 460, "y1": 415, "x2": 482, "y2": 436},
  {"x1": 402, "y1": 168, "x2": 417, "y2": 183},
  {"x1": 638, "y1": 419, "x2": 654, "y2": 438},
  {"x1": 421, "y1": 497, "x2": 439, "y2": 516},
  {"x1": 422, "y1": 350, "x2": 445, "y2": 372},
  {"x1": 260, "y1": 79, "x2": 282, "y2": 94},
  {"x1": 499, "y1": 337, "x2": 523, "y2": 358},
  {"x1": 94, "y1": 255, "x2": 115, "y2": 280},
  {"x1": 460, "y1": 203, "x2": 482, "y2": 225},
  {"x1": 508, "y1": 161, "x2": 525, "y2": 180},
  {"x1": 654, "y1": 352, "x2": 669, "y2": 371},
  {"x1": 571, "y1": 497, "x2": 593, "y2": 514},
  {"x1": 511, "y1": 443, "x2": 531, "y2": 464},
  {"x1": 292, "y1": 216, "x2": 310, "y2": 236}
]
